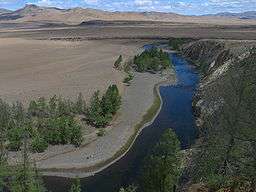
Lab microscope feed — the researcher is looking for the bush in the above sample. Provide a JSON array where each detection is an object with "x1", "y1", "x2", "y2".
[
  {"x1": 31, "y1": 135, "x2": 48, "y2": 153},
  {"x1": 70, "y1": 123, "x2": 83, "y2": 147},
  {"x1": 87, "y1": 85, "x2": 121, "y2": 128},
  {"x1": 97, "y1": 128, "x2": 105, "y2": 137},
  {"x1": 123, "y1": 73, "x2": 134, "y2": 85},
  {"x1": 134, "y1": 47, "x2": 170, "y2": 72},
  {"x1": 44, "y1": 116, "x2": 83, "y2": 146},
  {"x1": 168, "y1": 38, "x2": 195, "y2": 50},
  {"x1": 7, "y1": 127, "x2": 23, "y2": 151},
  {"x1": 114, "y1": 55, "x2": 123, "y2": 69}
]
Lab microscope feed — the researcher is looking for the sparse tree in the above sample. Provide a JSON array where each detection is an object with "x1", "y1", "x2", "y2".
[{"x1": 141, "y1": 129, "x2": 181, "y2": 192}]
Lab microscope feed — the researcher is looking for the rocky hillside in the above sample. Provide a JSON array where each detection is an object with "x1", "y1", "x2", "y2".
[{"x1": 180, "y1": 40, "x2": 256, "y2": 191}]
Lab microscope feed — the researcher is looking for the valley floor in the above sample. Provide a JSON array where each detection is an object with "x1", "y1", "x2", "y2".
[{"x1": 2, "y1": 36, "x2": 175, "y2": 177}]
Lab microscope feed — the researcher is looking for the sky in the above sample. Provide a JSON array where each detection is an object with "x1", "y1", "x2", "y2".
[{"x1": 0, "y1": 0, "x2": 256, "y2": 15}]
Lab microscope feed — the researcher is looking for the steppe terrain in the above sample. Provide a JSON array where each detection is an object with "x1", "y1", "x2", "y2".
[{"x1": 1, "y1": 4, "x2": 256, "y2": 177}]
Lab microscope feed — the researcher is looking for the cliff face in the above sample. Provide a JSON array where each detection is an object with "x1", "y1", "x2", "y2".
[
  {"x1": 182, "y1": 40, "x2": 255, "y2": 130},
  {"x1": 179, "y1": 40, "x2": 256, "y2": 192}
]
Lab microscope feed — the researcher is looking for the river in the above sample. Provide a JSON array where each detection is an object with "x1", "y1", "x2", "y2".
[{"x1": 44, "y1": 47, "x2": 199, "y2": 192}]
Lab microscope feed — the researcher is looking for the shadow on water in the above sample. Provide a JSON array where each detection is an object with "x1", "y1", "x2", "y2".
[{"x1": 44, "y1": 48, "x2": 199, "y2": 192}]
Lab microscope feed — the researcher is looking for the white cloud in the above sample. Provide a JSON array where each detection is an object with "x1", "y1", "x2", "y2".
[
  {"x1": 84, "y1": 0, "x2": 98, "y2": 5},
  {"x1": 134, "y1": 0, "x2": 153, "y2": 6},
  {"x1": 37, "y1": 0, "x2": 54, "y2": 6}
]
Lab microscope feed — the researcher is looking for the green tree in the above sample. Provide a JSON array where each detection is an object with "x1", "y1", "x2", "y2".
[
  {"x1": 28, "y1": 100, "x2": 38, "y2": 117},
  {"x1": 11, "y1": 134, "x2": 46, "y2": 192},
  {"x1": 31, "y1": 134, "x2": 48, "y2": 153},
  {"x1": 114, "y1": 55, "x2": 123, "y2": 69},
  {"x1": 70, "y1": 178, "x2": 81, "y2": 192},
  {"x1": 75, "y1": 93, "x2": 86, "y2": 115},
  {"x1": 119, "y1": 185, "x2": 137, "y2": 192},
  {"x1": 87, "y1": 91, "x2": 104, "y2": 127},
  {"x1": 0, "y1": 99, "x2": 10, "y2": 191},
  {"x1": 102, "y1": 85, "x2": 121, "y2": 115},
  {"x1": 141, "y1": 129, "x2": 181, "y2": 192},
  {"x1": 49, "y1": 95, "x2": 58, "y2": 116}
]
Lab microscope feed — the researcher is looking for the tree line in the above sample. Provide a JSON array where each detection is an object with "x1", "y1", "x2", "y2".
[
  {"x1": 134, "y1": 47, "x2": 170, "y2": 73},
  {"x1": 0, "y1": 84, "x2": 121, "y2": 153}
]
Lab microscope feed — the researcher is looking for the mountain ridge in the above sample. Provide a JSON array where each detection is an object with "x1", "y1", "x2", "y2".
[{"x1": 0, "y1": 4, "x2": 255, "y2": 25}]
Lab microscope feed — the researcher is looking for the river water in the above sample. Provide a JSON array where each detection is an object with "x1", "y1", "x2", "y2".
[{"x1": 44, "y1": 48, "x2": 199, "y2": 192}]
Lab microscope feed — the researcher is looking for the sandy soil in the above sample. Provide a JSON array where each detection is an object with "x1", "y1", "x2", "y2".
[
  {"x1": 3, "y1": 35, "x2": 175, "y2": 177},
  {"x1": 0, "y1": 38, "x2": 147, "y2": 104},
  {"x1": 35, "y1": 71, "x2": 175, "y2": 177}
]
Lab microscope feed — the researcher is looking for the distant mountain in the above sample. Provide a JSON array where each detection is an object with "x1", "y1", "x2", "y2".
[
  {"x1": 0, "y1": 8, "x2": 12, "y2": 15},
  {"x1": 0, "y1": 4, "x2": 184, "y2": 24},
  {"x1": 0, "y1": 4, "x2": 255, "y2": 25},
  {"x1": 205, "y1": 11, "x2": 256, "y2": 19}
]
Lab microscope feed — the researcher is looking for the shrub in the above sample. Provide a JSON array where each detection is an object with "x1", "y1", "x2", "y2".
[
  {"x1": 97, "y1": 128, "x2": 105, "y2": 137},
  {"x1": 123, "y1": 73, "x2": 134, "y2": 85},
  {"x1": 114, "y1": 55, "x2": 123, "y2": 69},
  {"x1": 44, "y1": 116, "x2": 83, "y2": 147},
  {"x1": 7, "y1": 127, "x2": 23, "y2": 151},
  {"x1": 70, "y1": 123, "x2": 83, "y2": 147},
  {"x1": 31, "y1": 135, "x2": 48, "y2": 153}
]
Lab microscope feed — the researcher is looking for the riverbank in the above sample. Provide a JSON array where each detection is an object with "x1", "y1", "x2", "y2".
[{"x1": 37, "y1": 68, "x2": 176, "y2": 178}]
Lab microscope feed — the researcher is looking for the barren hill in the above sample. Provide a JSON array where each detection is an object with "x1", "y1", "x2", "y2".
[{"x1": 0, "y1": 4, "x2": 256, "y2": 25}]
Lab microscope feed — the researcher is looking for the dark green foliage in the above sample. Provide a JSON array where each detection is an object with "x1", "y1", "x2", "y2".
[
  {"x1": 134, "y1": 48, "x2": 170, "y2": 72},
  {"x1": 70, "y1": 178, "x2": 81, "y2": 192},
  {"x1": 114, "y1": 55, "x2": 123, "y2": 69},
  {"x1": 97, "y1": 128, "x2": 105, "y2": 137},
  {"x1": 119, "y1": 185, "x2": 137, "y2": 192},
  {"x1": 75, "y1": 93, "x2": 86, "y2": 115},
  {"x1": 1, "y1": 93, "x2": 86, "y2": 153},
  {"x1": 123, "y1": 73, "x2": 134, "y2": 85},
  {"x1": 0, "y1": 100, "x2": 10, "y2": 191},
  {"x1": 87, "y1": 91, "x2": 107, "y2": 127},
  {"x1": 31, "y1": 134, "x2": 48, "y2": 153},
  {"x1": 87, "y1": 85, "x2": 121, "y2": 128},
  {"x1": 44, "y1": 116, "x2": 83, "y2": 146},
  {"x1": 140, "y1": 129, "x2": 181, "y2": 192},
  {"x1": 102, "y1": 85, "x2": 121, "y2": 115},
  {"x1": 11, "y1": 136, "x2": 46, "y2": 192},
  {"x1": 168, "y1": 38, "x2": 195, "y2": 51},
  {"x1": 7, "y1": 126, "x2": 24, "y2": 151},
  {"x1": 192, "y1": 53, "x2": 256, "y2": 191}
]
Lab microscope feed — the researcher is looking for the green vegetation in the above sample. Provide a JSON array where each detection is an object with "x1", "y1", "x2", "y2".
[
  {"x1": 1, "y1": 84, "x2": 121, "y2": 153},
  {"x1": 134, "y1": 48, "x2": 170, "y2": 72},
  {"x1": 191, "y1": 51, "x2": 256, "y2": 191},
  {"x1": 70, "y1": 178, "x2": 82, "y2": 192},
  {"x1": 97, "y1": 128, "x2": 105, "y2": 137},
  {"x1": 140, "y1": 129, "x2": 182, "y2": 192},
  {"x1": 87, "y1": 85, "x2": 121, "y2": 127},
  {"x1": 123, "y1": 73, "x2": 134, "y2": 85},
  {"x1": 168, "y1": 38, "x2": 195, "y2": 51},
  {"x1": 0, "y1": 95, "x2": 85, "y2": 153},
  {"x1": 10, "y1": 135, "x2": 46, "y2": 192},
  {"x1": 119, "y1": 185, "x2": 137, "y2": 192},
  {"x1": 114, "y1": 55, "x2": 123, "y2": 69}
]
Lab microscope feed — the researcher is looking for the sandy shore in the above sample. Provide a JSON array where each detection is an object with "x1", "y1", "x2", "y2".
[{"x1": 38, "y1": 69, "x2": 176, "y2": 178}]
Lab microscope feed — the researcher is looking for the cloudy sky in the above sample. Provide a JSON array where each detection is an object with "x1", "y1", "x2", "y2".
[{"x1": 0, "y1": 0, "x2": 256, "y2": 15}]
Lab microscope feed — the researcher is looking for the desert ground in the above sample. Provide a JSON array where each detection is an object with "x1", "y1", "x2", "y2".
[
  {"x1": 1, "y1": 20, "x2": 255, "y2": 177},
  {"x1": 0, "y1": 37, "x2": 148, "y2": 104}
]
